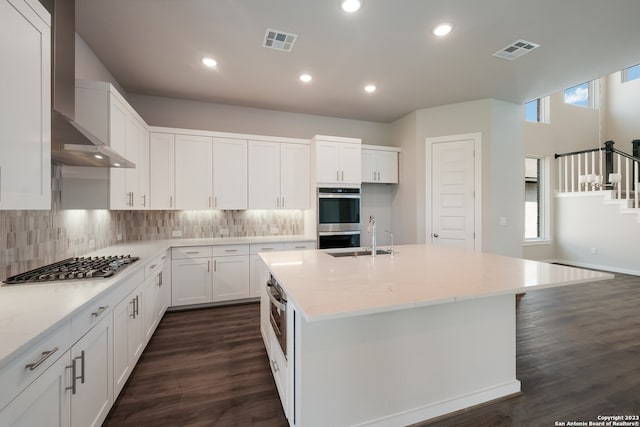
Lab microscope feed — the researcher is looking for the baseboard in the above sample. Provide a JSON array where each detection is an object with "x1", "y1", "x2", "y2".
[{"x1": 355, "y1": 380, "x2": 522, "y2": 427}]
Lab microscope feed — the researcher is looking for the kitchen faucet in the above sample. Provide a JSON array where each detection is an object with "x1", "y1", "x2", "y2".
[{"x1": 368, "y1": 216, "x2": 376, "y2": 257}]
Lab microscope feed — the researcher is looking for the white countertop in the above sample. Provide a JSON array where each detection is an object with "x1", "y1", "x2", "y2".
[
  {"x1": 0, "y1": 235, "x2": 313, "y2": 368},
  {"x1": 259, "y1": 244, "x2": 614, "y2": 322}
]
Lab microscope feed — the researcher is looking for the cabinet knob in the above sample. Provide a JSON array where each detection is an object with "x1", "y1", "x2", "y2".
[{"x1": 433, "y1": 233, "x2": 439, "y2": 238}]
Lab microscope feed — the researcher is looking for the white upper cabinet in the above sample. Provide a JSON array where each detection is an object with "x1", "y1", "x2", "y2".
[
  {"x1": 75, "y1": 81, "x2": 148, "y2": 210},
  {"x1": 248, "y1": 141, "x2": 280, "y2": 209},
  {"x1": 0, "y1": 0, "x2": 51, "y2": 210},
  {"x1": 361, "y1": 146, "x2": 399, "y2": 184},
  {"x1": 248, "y1": 140, "x2": 310, "y2": 209},
  {"x1": 280, "y1": 143, "x2": 310, "y2": 209},
  {"x1": 149, "y1": 133, "x2": 175, "y2": 210},
  {"x1": 174, "y1": 134, "x2": 213, "y2": 209},
  {"x1": 213, "y1": 137, "x2": 247, "y2": 210},
  {"x1": 313, "y1": 136, "x2": 361, "y2": 186}
]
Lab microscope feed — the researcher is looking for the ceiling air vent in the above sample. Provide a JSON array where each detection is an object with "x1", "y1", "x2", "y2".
[
  {"x1": 263, "y1": 28, "x2": 298, "y2": 52},
  {"x1": 493, "y1": 39, "x2": 540, "y2": 60}
]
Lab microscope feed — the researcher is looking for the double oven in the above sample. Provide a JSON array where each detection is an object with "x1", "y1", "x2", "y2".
[{"x1": 317, "y1": 187, "x2": 361, "y2": 249}]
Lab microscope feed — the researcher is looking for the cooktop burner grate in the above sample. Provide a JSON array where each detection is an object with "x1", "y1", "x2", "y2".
[{"x1": 3, "y1": 255, "x2": 139, "y2": 285}]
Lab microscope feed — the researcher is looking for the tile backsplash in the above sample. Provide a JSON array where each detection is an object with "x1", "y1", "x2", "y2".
[{"x1": 0, "y1": 166, "x2": 305, "y2": 282}]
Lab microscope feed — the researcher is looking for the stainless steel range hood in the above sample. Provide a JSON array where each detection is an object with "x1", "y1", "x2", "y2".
[{"x1": 47, "y1": 0, "x2": 134, "y2": 168}]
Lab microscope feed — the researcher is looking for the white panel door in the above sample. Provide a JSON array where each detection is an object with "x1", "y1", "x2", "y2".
[
  {"x1": 174, "y1": 135, "x2": 212, "y2": 209},
  {"x1": 0, "y1": 0, "x2": 51, "y2": 210},
  {"x1": 339, "y1": 143, "x2": 362, "y2": 184},
  {"x1": 136, "y1": 124, "x2": 149, "y2": 209},
  {"x1": 431, "y1": 139, "x2": 475, "y2": 249},
  {"x1": 316, "y1": 141, "x2": 340, "y2": 183},
  {"x1": 212, "y1": 255, "x2": 250, "y2": 302},
  {"x1": 248, "y1": 140, "x2": 280, "y2": 209},
  {"x1": 149, "y1": 133, "x2": 175, "y2": 209},
  {"x1": 361, "y1": 149, "x2": 377, "y2": 183},
  {"x1": 213, "y1": 137, "x2": 247, "y2": 209},
  {"x1": 281, "y1": 143, "x2": 310, "y2": 209},
  {"x1": 124, "y1": 116, "x2": 140, "y2": 209}
]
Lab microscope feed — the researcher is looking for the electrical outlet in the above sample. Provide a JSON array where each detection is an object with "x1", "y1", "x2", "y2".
[
  {"x1": 591, "y1": 247, "x2": 597, "y2": 255},
  {"x1": 116, "y1": 233, "x2": 122, "y2": 241},
  {"x1": 88, "y1": 239, "x2": 96, "y2": 249},
  {"x1": 499, "y1": 217, "x2": 507, "y2": 226},
  {"x1": 270, "y1": 226, "x2": 279, "y2": 234},
  {"x1": 172, "y1": 230, "x2": 183, "y2": 238},
  {"x1": 219, "y1": 228, "x2": 229, "y2": 237}
]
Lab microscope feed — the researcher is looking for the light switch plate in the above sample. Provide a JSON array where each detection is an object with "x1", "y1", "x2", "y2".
[
  {"x1": 499, "y1": 217, "x2": 507, "y2": 226},
  {"x1": 172, "y1": 230, "x2": 183, "y2": 237}
]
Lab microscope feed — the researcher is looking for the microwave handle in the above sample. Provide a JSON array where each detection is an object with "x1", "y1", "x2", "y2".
[{"x1": 267, "y1": 285, "x2": 287, "y2": 311}]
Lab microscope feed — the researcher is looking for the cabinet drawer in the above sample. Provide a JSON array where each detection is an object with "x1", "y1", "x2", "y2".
[
  {"x1": 71, "y1": 291, "x2": 117, "y2": 343},
  {"x1": 250, "y1": 243, "x2": 284, "y2": 255},
  {"x1": 284, "y1": 241, "x2": 316, "y2": 251},
  {"x1": 0, "y1": 320, "x2": 72, "y2": 412},
  {"x1": 172, "y1": 246, "x2": 213, "y2": 259},
  {"x1": 211, "y1": 244, "x2": 249, "y2": 257},
  {"x1": 145, "y1": 254, "x2": 164, "y2": 278}
]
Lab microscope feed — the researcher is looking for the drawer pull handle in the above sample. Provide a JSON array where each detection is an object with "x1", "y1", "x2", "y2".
[
  {"x1": 224, "y1": 249, "x2": 238, "y2": 253},
  {"x1": 149, "y1": 264, "x2": 157, "y2": 269},
  {"x1": 294, "y1": 246, "x2": 306, "y2": 249},
  {"x1": 25, "y1": 347, "x2": 59, "y2": 371},
  {"x1": 261, "y1": 248, "x2": 274, "y2": 251},
  {"x1": 91, "y1": 305, "x2": 109, "y2": 318},
  {"x1": 185, "y1": 251, "x2": 200, "y2": 254}
]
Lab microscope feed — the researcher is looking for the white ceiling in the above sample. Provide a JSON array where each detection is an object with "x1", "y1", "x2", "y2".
[{"x1": 76, "y1": 0, "x2": 640, "y2": 123}]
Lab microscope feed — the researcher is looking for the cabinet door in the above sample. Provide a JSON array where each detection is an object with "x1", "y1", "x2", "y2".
[
  {"x1": 212, "y1": 255, "x2": 250, "y2": 302},
  {"x1": 171, "y1": 258, "x2": 213, "y2": 306},
  {"x1": 109, "y1": 97, "x2": 128, "y2": 209},
  {"x1": 158, "y1": 253, "x2": 171, "y2": 316},
  {"x1": 281, "y1": 143, "x2": 310, "y2": 209},
  {"x1": 248, "y1": 140, "x2": 280, "y2": 209},
  {"x1": 149, "y1": 133, "x2": 175, "y2": 210},
  {"x1": 71, "y1": 312, "x2": 113, "y2": 427},
  {"x1": 136, "y1": 124, "x2": 150, "y2": 209},
  {"x1": 113, "y1": 289, "x2": 144, "y2": 398},
  {"x1": 339, "y1": 143, "x2": 362, "y2": 184},
  {"x1": 361, "y1": 149, "x2": 377, "y2": 183},
  {"x1": 143, "y1": 272, "x2": 160, "y2": 343},
  {"x1": 213, "y1": 137, "x2": 247, "y2": 209},
  {"x1": 0, "y1": 0, "x2": 51, "y2": 210},
  {"x1": 376, "y1": 150, "x2": 398, "y2": 184},
  {"x1": 124, "y1": 115, "x2": 140, "y2": 209},
  {"x1": 174, "y1": 135, "x2": 213, "y2": 209},
  {"x1": 315, "y1": 141, "x2": 340, "y2": 184},
  {"x1": 0, "y1": 349, "x2": 71, "y2": 427}
]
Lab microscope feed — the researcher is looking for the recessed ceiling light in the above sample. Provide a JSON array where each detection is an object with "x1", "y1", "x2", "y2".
[
  {"x1": 340, "y1": 0, "x2": 361, "y2": 13},
  {"x1": 94, "y1": 154, "x2": 103, "y2": 160},
  {"x1": 299, "y1": 74, "x2": 312, "y2": 83},
  {"x1": 364, "y1": 84, "x2": 376, "y2": 93},
  {"x1": 201, "y1": 57, "x2": 218, "y2": 68},
  {"x1": 433, "y1": 23, "x2": 453, "y2": 37}
]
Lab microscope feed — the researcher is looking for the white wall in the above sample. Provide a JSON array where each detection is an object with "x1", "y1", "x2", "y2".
[
  {"x1": 360, "y1": 184, "x2": 394, "y2": 248},
  {"x1": 604, "y1": 71, "x2": 640, "y2": 154},
  {"x1": 390, "y1": 99, "x2": 523, "y2": 257},
  {"x1": 75, "y1": 34, "x2": 128, "y2": 98},
  {"x1": 555, "y1": 194, "x2": 640, "y2": 275}
]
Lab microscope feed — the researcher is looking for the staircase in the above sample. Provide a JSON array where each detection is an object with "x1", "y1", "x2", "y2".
[{"x1": 555, "y1": 140, "x2": 640, "y2": 222}]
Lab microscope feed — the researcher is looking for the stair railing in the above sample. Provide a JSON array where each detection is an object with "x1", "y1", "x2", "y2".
[{"x1": 555, "y1": 140, "x2": 640, "y2": 208}]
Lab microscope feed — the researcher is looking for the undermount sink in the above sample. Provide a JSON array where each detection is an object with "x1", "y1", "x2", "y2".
[{"x1": 328, "y1": 249, "x2": 392, "y2": 257}]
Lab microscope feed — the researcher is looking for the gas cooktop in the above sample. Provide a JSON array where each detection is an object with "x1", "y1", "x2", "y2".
[{"x1": 3, "y1": 255, "x2": 139, "y2": 285}]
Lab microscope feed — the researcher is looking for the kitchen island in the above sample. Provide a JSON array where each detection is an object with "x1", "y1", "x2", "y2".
[{"x1": 258, "y1": 244, "x2": 613, "y2": 427}]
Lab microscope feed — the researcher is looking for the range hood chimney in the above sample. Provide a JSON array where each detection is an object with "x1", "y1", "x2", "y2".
[{"x1": 47, "y1": 0, "x2": 134, "y2": 168}]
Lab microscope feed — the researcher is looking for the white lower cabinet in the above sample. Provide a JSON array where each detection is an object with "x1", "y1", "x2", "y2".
[
  {"x1": 212, "y1": 254, "x2": 250, "y2": 302},
  {"x1": 171, "y1": 253, "x2": 213, "y2": 307},
  {"x1": 70, "y1": 312, "x2": 113, "y2": 427},
  {"x1": 113, "y1": 284, "x2": 145, "y2": 398},
  {"x1": 250, "y1": 243, "x2": 284, "y2": 298},
  {"x1": 0, "y1": 350, "x2": 71, "y2": 427}
]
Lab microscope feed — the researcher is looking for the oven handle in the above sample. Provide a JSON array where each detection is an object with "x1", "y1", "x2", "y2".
[
  {"x1": 318, "y1": 194, "x2": 361, "y2": 199},
  {"x1": 267, "y1": 286, "x2": 287, "y2": 311},
  {"x1": 318, "y1": 230, "x2": 361, "y2": 236},
  {"x1": 270, "y1": 312, "x2": 283, "y2": 337}
]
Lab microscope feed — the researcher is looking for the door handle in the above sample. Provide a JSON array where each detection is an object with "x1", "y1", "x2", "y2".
[{"x1": 433, "y1": 233, "x2": 439, "y2": 238}]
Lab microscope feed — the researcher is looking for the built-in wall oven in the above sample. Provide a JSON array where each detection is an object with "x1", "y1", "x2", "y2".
[
  {"x1": 317, "y1": 187, "x2": 361, "y2": 249},
  {"x1": 267, "y1": 274, "x2": 287, "y2": 357}
]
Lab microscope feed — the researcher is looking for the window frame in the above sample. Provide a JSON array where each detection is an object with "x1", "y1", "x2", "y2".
[
  {"x1": 523, "y1": 155, "x2": 551, "y2": 244},
  {"x1": 524, "y1": 97, "x2": 550, "y2": 123},
  {"x1": 563, "y1": 80, "x2": 598, "y2": 108},
  {"x1": 622, "y1": 64, "x2": 640, "y2": 83}
]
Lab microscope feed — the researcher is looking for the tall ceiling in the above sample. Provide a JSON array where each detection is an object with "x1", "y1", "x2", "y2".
[{"x1": 76, "y1": 0, "x2": 640, "y2": 123}]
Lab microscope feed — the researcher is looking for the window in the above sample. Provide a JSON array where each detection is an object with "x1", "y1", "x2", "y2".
[
  {"x1": 524, "y1": 97, "x2": 550, "y2": 123},
  {"x1": 564, "y1": 81, "x2": 595, "y2": 107},
  {"x1": 524, "y1": 156, "x2": 549, "y2": 241},
  {"x1": 622, "y1": 64, "x2": 640, "y2": 83}
]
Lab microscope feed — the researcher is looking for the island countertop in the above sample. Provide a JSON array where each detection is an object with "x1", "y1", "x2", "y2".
[{"x1": 259, "y1": 244, "x2": 614, "y2": 322}]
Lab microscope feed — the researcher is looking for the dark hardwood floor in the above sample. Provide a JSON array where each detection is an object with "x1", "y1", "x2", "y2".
[{"x1": 105, "y1": 273, "x2": 640, "y2": 427}]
